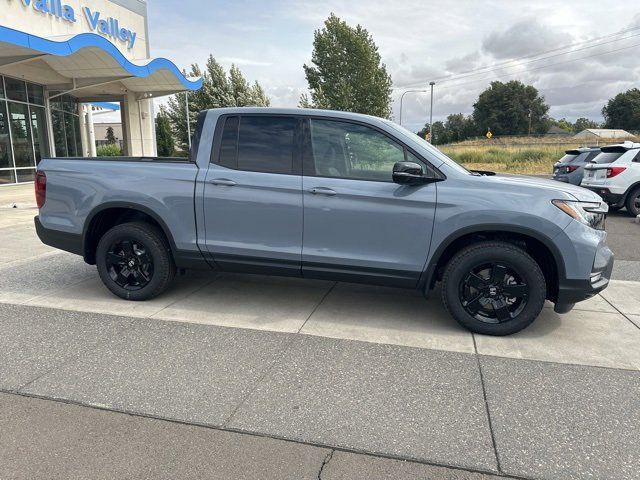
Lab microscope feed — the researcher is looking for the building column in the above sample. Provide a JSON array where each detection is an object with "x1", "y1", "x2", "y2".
[
  {"x1": 79, "y1": 104, "x2": 89, "y2": 157},
  {"x1": 121, "y1": 93, "x2": 154, "y2": 156},
  {"x1": 86, "y1": 106, "x2": 96, "y2": 157},
  {"x1": 43, "y1": 89, "x2": 56, "y2": 157}
]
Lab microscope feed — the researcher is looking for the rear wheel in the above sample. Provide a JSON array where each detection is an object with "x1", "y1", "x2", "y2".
[
  {"x1": 96, "y1": 222, "x2": 176, "y2": 301},
  {"x1": 625, "y1": 187, "x2": 640, "y2": 217},
  {"x1": 441, "y1": 241, "x2": 546, "y2": 336}
]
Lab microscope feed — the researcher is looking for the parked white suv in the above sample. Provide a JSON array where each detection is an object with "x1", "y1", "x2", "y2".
[{"x1": 581, "y1": 142, "x2": 640, "y2": 217}]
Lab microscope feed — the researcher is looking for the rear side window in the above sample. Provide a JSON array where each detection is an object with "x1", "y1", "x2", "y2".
[
  {"x1": 558, "y1": 154, "x2": 578, "y2": 163},
  {"x1": 218, "y1": 116, "x2": 239, "y2": 169},
  {"x1": 238, "y1": 116, "x2": 296, "y2": 174},
  {"x1": 216, "y1": 115, "x2": 297, "y2": 174},
  {"x1": 592, "y1": 152, "x2": 624, "y2": 164},
  {"x1": 632, "y1": 150, "x2": 640, "y2": 162}
]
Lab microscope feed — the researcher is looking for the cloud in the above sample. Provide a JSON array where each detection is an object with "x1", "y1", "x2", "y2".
[{"x1": 482, "y1": 19, "x2": 571, "y2": 59}]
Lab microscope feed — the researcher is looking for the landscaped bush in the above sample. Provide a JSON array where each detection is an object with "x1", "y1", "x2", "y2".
[{"x1": 96, "y1": 144, "x2": 122, "y2": 157}]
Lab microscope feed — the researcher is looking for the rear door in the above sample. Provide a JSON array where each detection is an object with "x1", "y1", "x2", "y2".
[
  {"x1": 583, "y1": 150, "x2": 626, "y2": 185},
  {"x1": 301, "y1": 117, "x2": 438, "y2": 287},
  {"x1": 203, "y1": 114, "x2": 303, "y2": 275}
]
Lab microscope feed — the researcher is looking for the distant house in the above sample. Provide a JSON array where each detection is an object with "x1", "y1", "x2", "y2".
[
  {"x1": 573, "y1": 129, "x2": 636, "y2": 140},
  {"x1": 546, "y1": 126, "x2": 571, "y2": 136}
]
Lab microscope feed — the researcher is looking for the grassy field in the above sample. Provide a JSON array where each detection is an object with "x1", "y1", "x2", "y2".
[
  {"x1": 439, "y1": 144, "x2": 571, "y2": 175},
  {"x1": 438, "y1": 136, "x2": 634, "y2": 175}
]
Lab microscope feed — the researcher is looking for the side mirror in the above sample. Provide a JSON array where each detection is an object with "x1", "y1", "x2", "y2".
[{"x1": 393, "y1": 161, "x2": 430, "y2": 185}]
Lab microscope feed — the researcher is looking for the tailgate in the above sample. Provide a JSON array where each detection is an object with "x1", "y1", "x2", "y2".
[{"x1": 582, "y1": 166, "x2": 607, "y2": 184}]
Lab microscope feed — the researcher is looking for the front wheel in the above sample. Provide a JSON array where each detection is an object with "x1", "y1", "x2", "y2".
[
  {"x1": 96, "y1": 222, "x2": 176, "y2": 301},
  {"x1": 441, "y1": 241, "x2": 546, "y2": 335}
]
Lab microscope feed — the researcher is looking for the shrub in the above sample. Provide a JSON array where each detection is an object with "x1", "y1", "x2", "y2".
[{"x1": 96, "y1": 144, "x2": 122, "y2": 157}]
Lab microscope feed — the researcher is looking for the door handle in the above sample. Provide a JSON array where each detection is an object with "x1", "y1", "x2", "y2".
[
  {"x1": 309, "y1": 187, "x2": 337, "y2": 196},
  {"x1": 210, "y1": 178, "x2": 237, "y2": 186}
]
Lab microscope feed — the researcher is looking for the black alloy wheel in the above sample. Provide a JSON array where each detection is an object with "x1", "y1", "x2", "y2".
[
  {"x1": 105, "y1": 239, "x2": 154, "y2": 291},
  {"x1": 459, "y1": 262, "x2": 528, "y2": 324}
]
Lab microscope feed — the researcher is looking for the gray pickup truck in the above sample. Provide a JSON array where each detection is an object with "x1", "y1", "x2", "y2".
[{"x1": 35, "y1": 108, "x2": 613, "y2": 335}]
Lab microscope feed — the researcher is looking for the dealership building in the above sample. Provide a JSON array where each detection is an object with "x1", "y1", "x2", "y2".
[{"x1": 0, "y1": 0, "x2": 201, "y2": 184}]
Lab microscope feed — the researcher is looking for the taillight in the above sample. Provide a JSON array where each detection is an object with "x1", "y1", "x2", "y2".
[
  {"x1": 35, "y1": 171, "x2": 46, "y2": 208},
  {"x1": 566, "y1": 165, "x2": 578, "y2": 173},
  {"x1": 606, "y1": 167, "x2": 626, "y2": 178}
]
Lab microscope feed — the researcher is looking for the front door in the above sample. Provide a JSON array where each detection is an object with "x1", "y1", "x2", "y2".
[
  {"x1": 302, "y1": 118, "x2": 438, "y2": 287},
  {"x1": 203, "y1": 114, "x2": 303, "y2": 275}
]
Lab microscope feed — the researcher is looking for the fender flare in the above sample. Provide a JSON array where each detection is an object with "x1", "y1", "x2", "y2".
[
  {"x1": 82, "y1": 201, "x2": 179, "y2": 260},
  {"x1": 419, "y1": 223, "x2": 567, "y2": 290}
]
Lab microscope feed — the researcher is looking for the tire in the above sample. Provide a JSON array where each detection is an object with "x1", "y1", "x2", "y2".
[
  {"x1": 441, "y1": 241, "x2": 546, "y2": 336},
  {"x1": 96, "y1": 222, "x2": 176, "y2": 301},
  {"x1": 625, "y1": 187, "x2": 640, "y2": 217}
]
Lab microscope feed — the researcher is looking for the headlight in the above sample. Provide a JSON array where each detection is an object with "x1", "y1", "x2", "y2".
[{"x1": 552, "y1": 199, "x2": 608, "y2": 230}]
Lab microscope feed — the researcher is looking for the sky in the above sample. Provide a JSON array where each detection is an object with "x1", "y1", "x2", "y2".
[{"x1": 141, "y1": 0, "x2": 640, "y2": 133}]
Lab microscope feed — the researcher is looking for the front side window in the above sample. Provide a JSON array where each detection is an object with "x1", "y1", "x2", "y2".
[{"x1": 309, "y1": 119, "x2": 407, "y2": 181}]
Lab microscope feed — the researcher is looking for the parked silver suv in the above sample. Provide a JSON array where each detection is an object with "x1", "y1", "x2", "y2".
[{"x1": 35, "y1": 108, "x2": 614, "y2": 335}]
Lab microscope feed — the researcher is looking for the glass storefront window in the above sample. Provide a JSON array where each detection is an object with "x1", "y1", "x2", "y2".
[
  {"x1": 52, "y1": 109, "x2": 67, "y2": 157},
  {"x1": 8, "y1": 102, "x2": 35, "y2": 167},
  {"x1": 30, "y1": 106, "x2": 49, "y2": 164},
  {"x1": 4, "y1": 77, "x2": 28, "y2": 103},
  {"x1": 27, "y1": 84, "x2": 44, "y2": 106},
  {"x1": 0, "y1": 101, "x2": 13, "y2": 169},
  {"x1": 16, "y1": 168, "x2": 35, "y2": 183},
  {"x1": 0, "y1": 169, "x2": 16, "y2": 185}
]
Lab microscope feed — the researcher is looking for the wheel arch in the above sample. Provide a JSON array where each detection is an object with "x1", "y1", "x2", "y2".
[
  {"x1": 82, "y1": 202, "x2": 177, "y2": 265},
  {"x1": 421, "y1": 225, "x2": 566, "y2": 302}
]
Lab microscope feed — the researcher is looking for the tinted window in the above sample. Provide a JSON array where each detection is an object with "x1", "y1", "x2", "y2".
[
  {"x1": 584, "y1": 151, "x2": 600, "y2": 162},
  {"x1": 592, "y1": 152, "x2": 624, "y2": 164},
  {"x1": 558, "y1": 154, "x2": 578, "y2": 163},
  {"x1": 237, "y1": 116, "x2": 296, "y2": 174},
  {"x1": 633, "y1": 150, "x2": 640, "y2": 163},
  {"x1": 27, "y1": 83, "x2": 44, "y2": 105},
  {"x1": 218, "y1": 116, "x2": 239, "y2": 168},
  {"x1": 309, "y1": 119, "x2": 406, "y2": 181}
]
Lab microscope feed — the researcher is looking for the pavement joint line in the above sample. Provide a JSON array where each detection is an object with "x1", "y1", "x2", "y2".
[
  {"x1": 15, "y1": 356, "x2": 82, "y2": 394},
  {"x1": 317, "y1": 449, "x2": 334, "y2": 479},
  {"x1": 0, "y1": 250, "x2": 63, "y2": 271},
  {"x1": 598, "y1": 293, "x2": 640, "y2": 332},
  {"x1": 220, "y1": 333, "x2": 299, "y2": 428},
  {"x1": 472, "y1": 334, "x2": 503, "y2": 474},
  {"x1": 17, "y1": 273, "x2": 99, "y2": 306},
  {"x1": 0, "y1": 388, "x2": 529, "y2": 480},
  {"x1": 2, "y1": 301, "x2": 639, "y2": 373},
  {"x1": 146, "y1": 274, "x2": 219, "y2": 319},
  {"x1": 296, "y1": 281, "x2": 338, "y2": 334}
]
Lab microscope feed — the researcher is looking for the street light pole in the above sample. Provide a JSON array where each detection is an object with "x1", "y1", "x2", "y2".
[
  {"x1": 399, "y1": 89, "x2": 428, "y2": 126},
  {"x1": 429, "y1": 81, "x2": 435, "y2": 143}
]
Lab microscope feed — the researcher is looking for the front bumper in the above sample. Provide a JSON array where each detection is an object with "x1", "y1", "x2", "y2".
[
  {"x1": 554, "y1": 243, "x2": 614, "y2": 313},
  {"x1": 582, "y1": 186, "x2": 625, "y2": 207}
]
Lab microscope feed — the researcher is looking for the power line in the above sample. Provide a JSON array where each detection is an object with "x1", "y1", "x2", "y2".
[
  {"x1": 395, "y1": 23, "x2": 640, "y2": 90},
  {"x1": 433, "y1": 40, "x2": 640, "y2": 91}
]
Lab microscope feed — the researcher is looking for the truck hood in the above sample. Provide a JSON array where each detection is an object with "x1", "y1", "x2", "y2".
[{"x1": 486, "y1": 174, "x2": 602, "y2": 202}]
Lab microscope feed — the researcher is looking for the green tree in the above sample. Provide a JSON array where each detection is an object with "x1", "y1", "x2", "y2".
[
  {"x1": 548, "y1": 117, "x2": 574, "y2": 133},
  {"x1": 602, "y1": 88, "x2": 640, "y2": 130},
  {"x1": 105, "y1": 126, "x2": 117, "y2": 144},
  {"x1": 155, "y1": 106, "x2": 175, "y2": 157},
  {"x1": 301, "y1": 13, "x2": 393, "y2": 118},
  {"x1": 472, "y1": 80, "x2": 550, "y2": 136},
  {"x1": 165, "y1": 58, "x2": 271, "y2": 150},
  {"x1": 430, "y1": 121, "x2": 447, "y2": 145},
  {"x1": 443, "y1": 113, "x2": 476, "y2": 143},
  {"x1": 574, "y1": 117, "x2": 600, "y2": 132}
]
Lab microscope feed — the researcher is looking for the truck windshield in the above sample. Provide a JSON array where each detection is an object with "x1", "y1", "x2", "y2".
[{"x1": 385, "y1": 121, "x2": 471, "y2": 174}]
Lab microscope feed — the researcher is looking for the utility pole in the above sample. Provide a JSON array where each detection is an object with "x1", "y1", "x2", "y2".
[
  {"x1": 528, "y1": 107, "x2": 532, "y2": 136},
  {"x1": 185, "y1": 91, "x2": 192, "y2": 149},
  {"x1": 429, "y1": 81, "x2": 435, "y2": 143}
]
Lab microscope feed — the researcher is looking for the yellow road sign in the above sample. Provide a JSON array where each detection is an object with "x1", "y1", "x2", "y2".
[{"x1": 486, "y1": 130, "x2": 493, "y2": 139}]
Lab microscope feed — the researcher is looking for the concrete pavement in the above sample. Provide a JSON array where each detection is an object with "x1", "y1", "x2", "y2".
[{"x1": 1, "y1": 182, "x2": 639, "y2": 479}]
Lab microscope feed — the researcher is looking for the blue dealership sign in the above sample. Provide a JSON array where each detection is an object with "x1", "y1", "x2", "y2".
[{"x1": 19, "y1": 0, "x2": 137, "y2": 49}]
